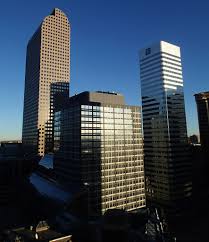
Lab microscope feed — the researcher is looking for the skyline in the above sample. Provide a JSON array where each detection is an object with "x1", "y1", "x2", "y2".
[{"x1": 1, "y1": 0, "x2": 209, "y2": 140}]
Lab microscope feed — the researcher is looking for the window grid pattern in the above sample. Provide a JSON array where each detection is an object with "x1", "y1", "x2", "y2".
[
  {"x1": 140, "y1": 43, "x2": 192, "y2": 209},
  {"x1": 22, "y1": 8, "x2": 70, "y2": 156},
  {"x1": 54, "y1": 103, "x2": 146, "y2": 215}
]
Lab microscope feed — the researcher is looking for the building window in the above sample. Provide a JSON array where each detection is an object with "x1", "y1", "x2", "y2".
[{"x1": 145, "y1": 48, "x2": 151, "y2": 55}]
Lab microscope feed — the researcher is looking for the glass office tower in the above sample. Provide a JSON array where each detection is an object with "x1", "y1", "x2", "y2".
[
  {"x1": 140, "y1": 41, "x2": 192, "y2": 213},
  {"x1": 22, "y1": 8, "x2": 70, "y2": 156},
  {"x1": 54, "y1": 91, "x2": 146, "y2": 216}
]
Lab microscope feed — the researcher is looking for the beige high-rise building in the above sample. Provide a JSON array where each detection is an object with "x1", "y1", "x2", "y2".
[{"x1": 22, "y1": 8, "x2": 70, "y2": 156}]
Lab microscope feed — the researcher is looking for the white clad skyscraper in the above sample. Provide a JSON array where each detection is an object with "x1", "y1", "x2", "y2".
[
  {"x1": 22, "y1": 8, "x2": 70, "y2": 156},
  {"x1": 140, "y1": 41, "x2": 192, "y2": 214}
]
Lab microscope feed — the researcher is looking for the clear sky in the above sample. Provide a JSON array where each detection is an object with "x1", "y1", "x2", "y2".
[{"x1": 0, "y1": 0, "x2": 209, "y2": 140}]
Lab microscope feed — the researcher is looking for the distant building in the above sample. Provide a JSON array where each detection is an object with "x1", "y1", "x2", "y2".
[
  {"x1": 140, "y1": 41, "x2": 192, "y2": 214},
  {"x1": 3, "y1": 221, "x2": 72, "y2": 242},
  {"x1": 0, "y1": 155, "x2": 30, "y2": 205},
  {"x1": 0, "y1": 140, "x2": 23, "y2": 158},
  {"x1": 54, "y1": 91, "x2": 146, "y2": 216},
  {"x1": 0, "y1": 141, "x2": 27, "y2": 204},
  {"x1": 190, "y1": 144, "x2": 208, "y2": 194},
  {"x1": 22, "y1": 8, "x2": 70, "y2": 157},
  {"x1": 194, "y1": 91, "x2": 209, "y2": 154}
]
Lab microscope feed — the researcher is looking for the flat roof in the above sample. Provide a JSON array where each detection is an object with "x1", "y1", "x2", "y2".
[
  {"x1": 194, "y1": 91, "x2": 209, "y2": 96},
  {"x1": 30, "y1": 173, "x2": 72, "y2": 204}
]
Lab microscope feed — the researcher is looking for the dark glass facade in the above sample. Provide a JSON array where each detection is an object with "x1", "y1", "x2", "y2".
[
  {"x1": 45, "y1": 82, "x2": 69, "y2": 153},
  {"x1": 140, "y1": 41, "x2": 192, "y2": 213},
  {"x1": 195, "y1": 92, "x2": 209, "y2": 154},
  {"x1": 54, "y1": 92, "x2": 146, "y2": 216}
]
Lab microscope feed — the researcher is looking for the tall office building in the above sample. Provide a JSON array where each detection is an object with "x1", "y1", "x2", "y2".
[
  {"x1": 194, "y1": 92, "x2": 209, "y2": 153},
  {"x1": 54, "y1": 91, "x2": 146, "y2": 216},
  {"x1": 22, "y1": 8, "x2": 70, "y2": 156},
  {"x1": 140, "y1": 41, "x2": 192, "y2": 213}
]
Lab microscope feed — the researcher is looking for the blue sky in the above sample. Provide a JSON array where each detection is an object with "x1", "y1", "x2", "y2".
[{"x1": 0, "y1": 0, "x2": 209, "y2": 140}]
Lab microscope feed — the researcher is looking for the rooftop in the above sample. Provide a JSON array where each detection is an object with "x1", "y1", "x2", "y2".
[
  {"x1": 39, "y1": 154, "x2": 54, "y2": 169},
  {"x1": 7, "y1": 222, "x2": 72, "y2": 242},
  {"x1": 30, "y1": 173, "x2": 72, "y2": 204},
  {"x1": 69, "y1": 91, "x2": 125, "y2": 105},
  {"x1": 194, "y1": 91, "x2": 209, "y2": 99}
]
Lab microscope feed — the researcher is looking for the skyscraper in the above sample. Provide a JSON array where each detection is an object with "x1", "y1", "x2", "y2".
[
  {"x1": 140, "y1": 41, "x2": 192, "y2": 214},
  {"x1": 194, "y1": 92, "x2": 209, "y2": 205},
  {"x1": 54, "y1": 91, "x2": 146, "y2": 216},
  {"x1": 194, "y1": 91, "x2": 209, "y2": 154},
  {"x1": 22, "y1": 8, "x2": 70, "y2": 156}
]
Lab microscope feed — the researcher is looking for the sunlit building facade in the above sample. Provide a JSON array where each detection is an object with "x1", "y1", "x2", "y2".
[
  {"x1": 54, "y1": 91, "x2": 146, "y2": 216},
  {"x1": 140, "y1": 41, "x2": 192, "y2": 213},
  {"x1": 22, "y1": 8, "x2": 70, "y2": 156}
]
